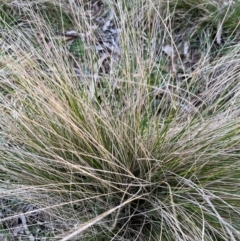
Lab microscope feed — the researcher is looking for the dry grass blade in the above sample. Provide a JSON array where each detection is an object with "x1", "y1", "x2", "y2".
[{"x1": 60, "y1": 193, "x2": 145, "y2": 241}]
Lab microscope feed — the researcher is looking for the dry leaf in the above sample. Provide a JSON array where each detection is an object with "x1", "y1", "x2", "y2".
[
  {"x1": 183, "y1": 41, "x2": 190, "y2": 60},
  {"x1": 162, "y1": 45, "x2": 174, "y2": 57}
]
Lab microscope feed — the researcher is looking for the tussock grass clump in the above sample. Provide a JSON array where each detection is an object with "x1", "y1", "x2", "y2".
[{"x1": 1, "y1": 0, "x2": 240, "y2": 240}]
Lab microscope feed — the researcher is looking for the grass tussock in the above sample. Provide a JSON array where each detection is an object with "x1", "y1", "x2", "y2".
[{"x1": 1, "y1": 0, "x2": 240, "y2": 240}]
